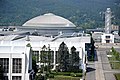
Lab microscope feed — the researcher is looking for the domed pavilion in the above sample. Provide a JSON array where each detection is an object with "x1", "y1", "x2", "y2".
[{"x1": 20, "y1": 13, "x2": 77, "y2": 35}]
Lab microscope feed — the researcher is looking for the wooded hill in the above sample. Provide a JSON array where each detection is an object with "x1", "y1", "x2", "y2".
[{"x1": 0, "y1": 0, "x2": 119, "y2": 29}]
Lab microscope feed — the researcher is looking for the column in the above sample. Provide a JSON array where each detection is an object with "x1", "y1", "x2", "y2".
[{"x1": 52, "y1": 48, "x2": 56, "y2": 70}]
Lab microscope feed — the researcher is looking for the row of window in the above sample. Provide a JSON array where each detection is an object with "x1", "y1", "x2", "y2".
[
  {"x1": 105, "y1": 36, "x2": 110, "y2": 38},
  {"x1": 12, "y1": 76, "x2": 21, "y2": 80},
  {"x1": 4, "y1": 76, "x2": 21, "y2": 80},
  {"x1": 0, "y1": 58, "x2": 22, "y2": 73}
]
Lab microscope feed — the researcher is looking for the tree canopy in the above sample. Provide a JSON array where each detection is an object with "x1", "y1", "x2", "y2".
[{"x1": 0, "y1": 0, "x2": 119, "y2": 29}]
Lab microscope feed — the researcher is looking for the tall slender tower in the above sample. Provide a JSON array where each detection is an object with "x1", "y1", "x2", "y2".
[{"x1": 105, "y1": 8, "x2": 112, "y2": 33}]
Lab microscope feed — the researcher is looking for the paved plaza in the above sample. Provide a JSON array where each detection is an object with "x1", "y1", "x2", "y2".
[{"x1": 86, "y1": 44, "x2": 120, "y2": 80}]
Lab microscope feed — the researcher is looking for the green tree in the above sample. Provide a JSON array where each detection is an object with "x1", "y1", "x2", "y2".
[
  {"x1": 90, "y1": 34, "x2": 95, "y2": 61},
  {"x1": 111, "y1": 47, "x2": 120, "y2": 61},
  {"x1": 111, "y1": 47, "x2": 116, "y2": 55},
  {"x1": 115, "y1": 52, "x2": 120, "y2": 61},
  {"x1": 35, "y1": 73, "x2": 47, "y2": 80},
  {"x1": 40, "y1": 45, "x2": 52, "y2": 73},
  {"x1": 70, "y1": 46, "x2": 80, "y2": 72},
  {"x1": 32, "y1": 56, "x2": 38, "y2": 73},
  {"x1": 58, "y1": 42, "x2": 69, "y2": 72}
]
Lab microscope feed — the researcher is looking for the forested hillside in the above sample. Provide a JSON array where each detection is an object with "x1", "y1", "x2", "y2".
[{"x1": 0, "y1": 0, "x2": 119, "y2": 29}]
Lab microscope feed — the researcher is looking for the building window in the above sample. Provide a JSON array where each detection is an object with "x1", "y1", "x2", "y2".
[
  {"x1": 50, "y1": 51, "x2": 54, "y2": 63},
  {"x1": 4, "y1": 76, "x2": 8, "y2": 80},
  {"x1": 12, "y1": 76, "x2": 21, "y2": 80},
  {"x1": 106, "y1": 40, "x2": 110, "y2": 43},
  {"x1": 106, "y1": 36, "x2": 110, "y2": 38},
  {"x1": 12, "y1": 58, "x2": 22, "y2": 73},
  {"x1": 55, "y1": 51, "x2": 58, "y2": 64},
  {"x1": 0, "y1": 58, "x2": 9, "y2": 73}
]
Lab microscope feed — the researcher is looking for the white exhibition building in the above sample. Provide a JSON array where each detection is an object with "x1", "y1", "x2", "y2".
[{"x1": 0, "y1": 13, "x2": 90, "y2": 80}]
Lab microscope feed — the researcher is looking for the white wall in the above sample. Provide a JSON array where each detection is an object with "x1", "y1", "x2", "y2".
[
  {"x1": 0, "y1": 46, "x2": 31, "y2": 80},
  {"x1": 101, "y1": 33, "x2": 114, "y2": 43}
]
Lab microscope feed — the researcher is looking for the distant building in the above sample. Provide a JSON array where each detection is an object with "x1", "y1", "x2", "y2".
[
  {"x1": 101, "y1": 33, "x2": 114, "y2": 43},
  {"x1": 21, "y1": 13, "x2": 76, "y2": 35},
  {"x1": 92, "y1": 32, "x2": 120, "y2": 43},
  {"x1": 92, "y1": 32, "x2": 102, "y2": 43},
  {"x1": 92, "y1": 8, "x2": 115, "y2": 43},
  {"x1": 111, "y1": 25, "x2": 119, "y2": 31},
  {"x1": 103, "y1": 8, "x2": 115, "y2": 43}
]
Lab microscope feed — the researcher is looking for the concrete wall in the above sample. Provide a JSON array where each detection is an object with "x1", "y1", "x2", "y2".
[{"x1": 101, "y1": 33, "x2": 114, "y2": 43}]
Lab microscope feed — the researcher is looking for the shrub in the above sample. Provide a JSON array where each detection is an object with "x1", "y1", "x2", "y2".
[
  {"x1": 35, "y1": 74, "x2": 47, "y2": 80},
  {"x1": 70, "y1": 73, "x2": 82, "y2": 77},
  {"x1": 75, "y1": 73, "x2": 82, "y2": 77},
  {"x1": 57, "y1": 72, "x2": 70, "y2": 76},
  {"x1": 48, "y1": 74, "x2": 54, "y2": 78},
  {"x1": 79, "y1": 69, "x2": 83, "y2": 73},
  {"x1": 72, "y1": 69, "x2": 83, "y2": 73},
  {"x1": 70, "y1": 72, "x2": 76, "y2": 77},
  {"x1": 46, "y1": 72, "x2": 50, "y2": 77}
]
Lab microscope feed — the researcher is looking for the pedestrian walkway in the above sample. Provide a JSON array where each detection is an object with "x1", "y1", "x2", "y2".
[
  {"x1": 100, "y1": 51, "x2": 111, "y2": 70},
  {"x1": 95, "y1": 51, "x2": 105, "y2": 80},
  {"x1": 104, "y1": 70, "x2": 120, "y2": 73},
  {"x1": 86, "y1": 63, "x2": 95, "y2": 80},
  {"x1": 99, "y1": 50, "x2": 116, "y2": 80},
  {"x1": 86, "y1": 48, "x2": 116, "y2": 80}
]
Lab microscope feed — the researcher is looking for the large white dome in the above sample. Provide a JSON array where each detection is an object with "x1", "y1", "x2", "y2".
[{"x1": 22, "y1": 13, "x2": 76, "y2": 27}]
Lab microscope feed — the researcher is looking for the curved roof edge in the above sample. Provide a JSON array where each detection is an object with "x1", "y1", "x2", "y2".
[{"x1": 22, "y1": 13, "x2": 76, "y2": 28}]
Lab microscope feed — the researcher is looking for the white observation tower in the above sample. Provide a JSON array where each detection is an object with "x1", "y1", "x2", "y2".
[{"x1": 105, "y1": 8, "x2": 112, "y2": 33}]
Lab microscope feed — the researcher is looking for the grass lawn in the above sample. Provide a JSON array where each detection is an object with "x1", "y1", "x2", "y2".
[
  {"x1": 108, "y1": 57, "x2": 117, "y2": 61},
  {"x1": 110, "y1": 62, "x2": 120, "y2": 69},
  {"x1": 114, "y1": 73, "x2": 120, "y2": 80},
  {"x1": 108, "y1": 56, "x2": 120, "y2": 69},
  {"x1": 49, "y1": 75, "x2": 81, "y2": 80}
]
